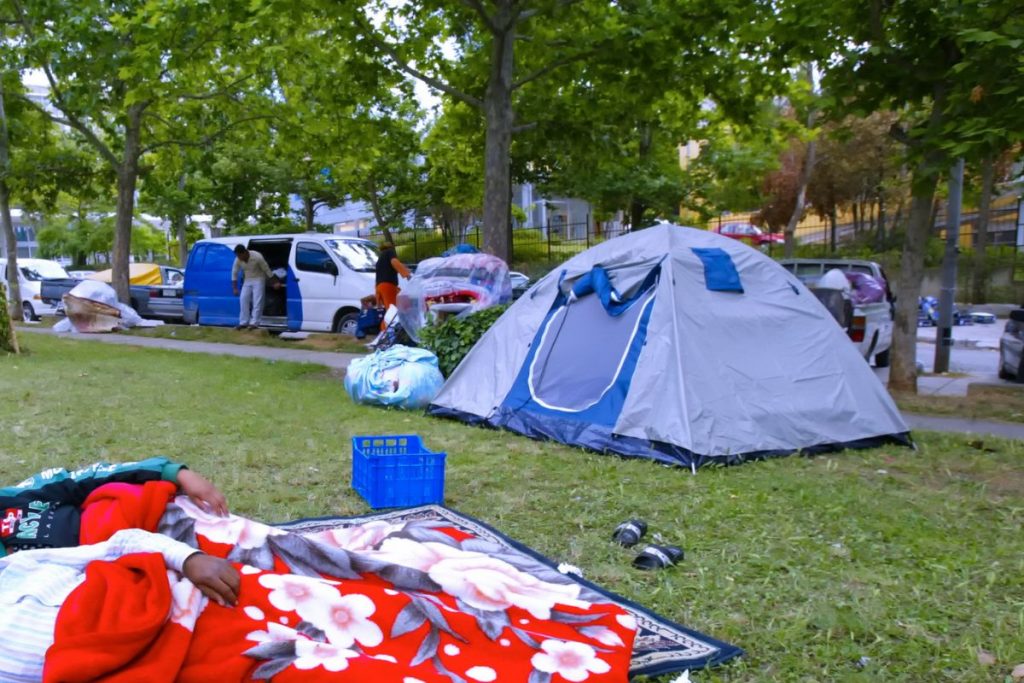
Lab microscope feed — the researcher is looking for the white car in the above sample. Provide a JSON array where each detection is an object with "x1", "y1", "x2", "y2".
[{"x1": 0, "y1": 257, "x2": 71, "y2": 321}]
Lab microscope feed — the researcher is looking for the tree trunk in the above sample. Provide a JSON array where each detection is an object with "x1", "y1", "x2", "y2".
[
  {"x1": 888, "y1": 153, "x2": 944, "y2": 393},
  {"x1": 481, "y1": 1, "x2": 515, "y2": 261},
  {"x1": 876, "y1": 190, "x2": 887, "y2": 250},
  {"x1": 629, "y1": 124, "x2": 654, "y2": 230},
  {"x1": 784, "y1": 65, "x2": 817, "y2": 259},
  {"x1": 852, "y1": 202, "x2": 860, "y2": 236},
  {"x1": 175, "y1": 172, "x2": 189, "y2": 267},
  {"x1": 829, "y1": 204, "x2": 838, "y2": 253},
  {"x1": 0, "y1": 78, "x2": 21, "y2": 320},
  {"x1": 365, "y1": 177, "x2": 394, "y2": 244},
  {"x1": 971, "y1": 153, "x2": 995, "y2": 304},
  {"x1": 303, "y1": 196, "x2": 315, "y2": 232},
  {"x1": 112, "y1": 105, "x2": 144, "y2": 303}
]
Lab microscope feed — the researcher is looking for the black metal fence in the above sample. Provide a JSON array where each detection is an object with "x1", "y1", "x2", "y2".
[
  {"x1": 779, "y1": 202, "x2": 1022, "y2": 256},
  {"x1": 388, "y1": 218, "x2": 629, "y2": 269}
]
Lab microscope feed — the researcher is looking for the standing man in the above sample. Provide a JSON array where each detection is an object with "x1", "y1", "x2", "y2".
[
  {"x1": 374, "y1": 240, "x2": 411, "y2": 322},
  {"x1": 231, "y1": 244, "x2": 272, "y2": 330}
]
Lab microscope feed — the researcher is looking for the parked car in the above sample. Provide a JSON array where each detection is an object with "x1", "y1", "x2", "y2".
[
  {"x1": 509, "y1": 271, "x2": 530, "y2": 299},
  {"x1": 67, "y1": 270, "x2": 97, "y2": 279},
  {"x1": 998, "y1": 309, "x2": 1024, "y2": 380},
  {"x1": 970, "y1": 311, "x2": 997, "y2": 325},
  {"x1": 0, "y1": 257, "x2": 71, "y2": 321},
  {"x1": 713, "y1": 222, "x2": 784, "y2": 249},
  {"x1": 779, "y1": 258, "x2": 895, "y2": 367},
  {"x1": 184, "y1": 233, "x2": 380, "y2": 334}
]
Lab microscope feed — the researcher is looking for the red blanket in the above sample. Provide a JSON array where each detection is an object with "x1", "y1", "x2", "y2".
[{"x1": 45, "y1": 490, "x2": 636, "y2": 683}]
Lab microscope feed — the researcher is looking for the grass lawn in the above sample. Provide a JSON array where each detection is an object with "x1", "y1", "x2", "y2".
[
  {"x1": 896, "y1": 384, "x2": 1024, "y2": 424},
  {"x1": 16, "y1": 319, "x2": 370, "y2": 355},
  {"x1": 2, "y1": 335, "x2": 1022, "y2": 682},
  {"x1": 121, "y1": 323, "x2": 371, "y2": 354}
]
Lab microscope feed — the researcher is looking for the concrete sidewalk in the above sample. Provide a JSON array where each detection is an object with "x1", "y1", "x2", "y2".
[
  {"x1": 18, "y1": 326, "x2": 361, "y2": 369},
  {"x1": 21, "y1": 326, "x2": 1024, "y2": 440}
]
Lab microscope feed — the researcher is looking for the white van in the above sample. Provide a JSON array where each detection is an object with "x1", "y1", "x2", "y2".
[
  {"x1": 183, "y1": 233, "x2": 382, "y2": 334},
  {"x1": 0, "y1": 257, "x2": 71, "y2": 321}
]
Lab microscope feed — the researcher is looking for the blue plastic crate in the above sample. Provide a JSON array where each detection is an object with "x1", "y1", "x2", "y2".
[{"x1": 351, "y1": 435, "x2": 446, "y2": 508}]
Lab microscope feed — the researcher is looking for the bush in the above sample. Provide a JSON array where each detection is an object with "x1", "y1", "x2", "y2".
[{"x1": 419, "y1": 304, "x2": 508, "y2": 377}]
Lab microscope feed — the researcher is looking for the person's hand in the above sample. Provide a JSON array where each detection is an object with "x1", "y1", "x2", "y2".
[
  {"x1": 232, "y1": 286, "x2": 239, "y2": 296},
  {"x1": 177, "y1": 468, "x2": 229, "y2": 516},
  {"x1": 183, "y1": 553, "x2": 241, "y2": 607}
]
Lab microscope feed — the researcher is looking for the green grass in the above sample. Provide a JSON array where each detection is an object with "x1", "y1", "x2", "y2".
[
  {"x1": 2, "y1": 335, "x2": 1023, "y2": 682},
  {"x1": 896, "y1": 384, "x2": 1024, "y2": 424},
  {"x1": 120, "y1": 323, "x2": 371, "y2": 354}
]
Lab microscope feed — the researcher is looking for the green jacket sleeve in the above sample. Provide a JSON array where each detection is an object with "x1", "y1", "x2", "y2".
[{"x1": 0, "y1": 457, "x2": 185, "y2": 507}]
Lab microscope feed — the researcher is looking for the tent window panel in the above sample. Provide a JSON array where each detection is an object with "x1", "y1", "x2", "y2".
[
  {"x1": 528, "y1": 290, "x2": 655, "y2": 413},
  {"x1": 691, "y1": 248, "x2": 743, "y2": 293}
]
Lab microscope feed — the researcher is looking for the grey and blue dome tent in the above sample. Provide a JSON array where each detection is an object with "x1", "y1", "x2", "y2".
[{"x1": 427, "y1": 224, "x2": 911, "y2": 468}]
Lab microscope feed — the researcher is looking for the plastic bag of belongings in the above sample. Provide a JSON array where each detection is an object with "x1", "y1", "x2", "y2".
[
  {"x1": 344, "y1": 346, "x2": 444, "y2": 410},
  {"x1": 396, "y1": 253, "x2": 512, "y2": 342},
  {"x1": 53, "y1": 280, "x2": 147, "y2": 333},
  {"x1": 812, "y1": 269, "x2": 888, "y2": 326}
]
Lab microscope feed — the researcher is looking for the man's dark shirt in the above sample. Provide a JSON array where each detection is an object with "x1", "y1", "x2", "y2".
[{"x1": 376, "y1": 248, "x2": 399, "y2": 286}]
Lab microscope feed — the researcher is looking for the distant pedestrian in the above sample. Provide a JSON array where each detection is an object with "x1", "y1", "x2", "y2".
[
  {"x1": 231, "y1": 245, "x2": 272, "y2": 329},
  {"x1": 375, "y1": 240, "x2": 411, "y2": 327}
]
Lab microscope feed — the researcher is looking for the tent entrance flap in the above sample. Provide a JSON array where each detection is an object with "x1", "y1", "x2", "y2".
[{"x1": 500, "y1": 265, "x2": 659, "y2": 429}]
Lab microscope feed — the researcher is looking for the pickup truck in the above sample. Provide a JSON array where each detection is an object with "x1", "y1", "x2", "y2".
[
  {"x1": 40, "y1": 265, "x2": 185, "y2": 322},
  {"x1": 778, "y1": 258, "x2": 895, "y2": 368}
]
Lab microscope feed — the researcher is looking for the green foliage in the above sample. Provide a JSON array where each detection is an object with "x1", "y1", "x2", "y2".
[{"x1": 419, "y1": 304, "x2": 508, "y2": 376}]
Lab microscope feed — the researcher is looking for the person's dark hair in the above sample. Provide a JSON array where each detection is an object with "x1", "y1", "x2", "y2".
[{"x1": 234, "y1": 245, "x2": 247, "y2": 256}]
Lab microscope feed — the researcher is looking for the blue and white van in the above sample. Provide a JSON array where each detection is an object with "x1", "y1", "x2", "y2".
[{"x1": 183, "y1": 233, "x2": 379, "y2": 334}]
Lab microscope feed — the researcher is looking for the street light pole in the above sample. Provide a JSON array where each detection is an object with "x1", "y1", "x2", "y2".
[{"x1": 934, "y1": 158, "x2": 965, "y2": 373}]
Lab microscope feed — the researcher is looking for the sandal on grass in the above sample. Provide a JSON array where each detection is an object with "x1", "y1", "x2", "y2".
[
  {"x1": 633, "y1": 544, "x2": 684, "y2": 570},
  {"x1": 612, "y1": 519, "x2": 648, "y2": 547}
]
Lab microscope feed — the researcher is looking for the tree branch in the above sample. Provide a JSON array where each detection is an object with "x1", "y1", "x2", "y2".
[
  {"x1": 171, "y1": 73, "x2": 259, "y2": 102},
  {"x1": 459, "y1": 0, "x2": 498, "y2": 33},
  {"x1": 385, "y1": 52, "x2": 483, "y2": 109},
  {"x1": 139, "y1": 114, "x2": 277, "y2": 155},
  {"x1": 512, "y1": 50, "x2": 596, "y2": 91},
  {"x1": 511, "y1": 122, "x2": 538, "y2": 134},
  {"x1": 9, "y1": 0, "x2": 122, "y2": 167}
]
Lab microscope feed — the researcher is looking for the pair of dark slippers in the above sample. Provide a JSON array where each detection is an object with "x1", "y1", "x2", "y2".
[{"x1": 613, "y1": 519, "x2": 684, "y2": 570}]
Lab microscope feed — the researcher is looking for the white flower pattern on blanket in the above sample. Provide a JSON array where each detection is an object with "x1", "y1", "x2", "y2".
[
  {"x1": 366, "y1": 537, "x2": 588, "y2": 618},
  {"x1": 305, "y1": 520, "x2": 407, "y2": 552},
  {"x1": 258, "y1": 574, "x2": 383, "y2": 648},
  {"x1": 175, "y1": 496, "x2": 285, "y2": 549}
]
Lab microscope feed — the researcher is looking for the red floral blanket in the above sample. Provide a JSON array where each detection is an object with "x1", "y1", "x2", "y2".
[{"x1": 44, "y1": 490, "x2": 636, "y2": 683}]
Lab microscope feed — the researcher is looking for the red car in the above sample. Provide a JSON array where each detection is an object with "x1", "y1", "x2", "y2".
[{"x1": 713, "y1": 222, "x2": 784, "y2": 249}]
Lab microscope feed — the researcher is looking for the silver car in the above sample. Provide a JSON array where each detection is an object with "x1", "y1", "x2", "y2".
[{"x1": 998, "y1": 310, "x2": 1024, "y2": 380}]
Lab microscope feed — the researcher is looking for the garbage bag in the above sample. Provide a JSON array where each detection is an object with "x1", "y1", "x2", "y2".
[
  {"x1": 397, "y1": 253, "x2": 512, "y2": 342},
  {"x1": 344, "y1": 346, "x2": 445, "y2": 410},
  {"x1": 846, "y1": 272, "x2": 886, "y2": 305}
]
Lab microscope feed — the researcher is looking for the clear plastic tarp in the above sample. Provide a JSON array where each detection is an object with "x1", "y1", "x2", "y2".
[{"x1": 396, "y1": 253, "x2": 512, "y2": 341}]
